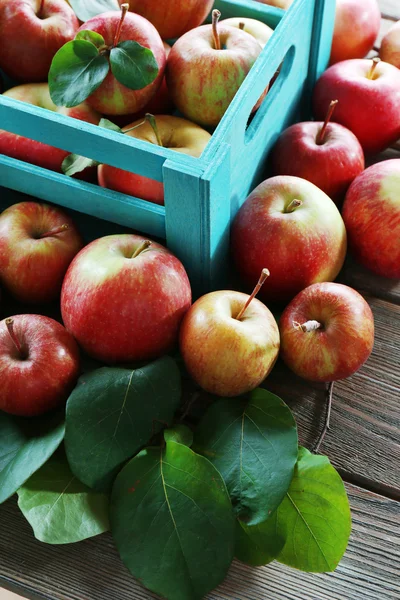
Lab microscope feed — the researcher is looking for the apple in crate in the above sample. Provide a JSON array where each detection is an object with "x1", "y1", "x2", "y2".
[
  {"x1": 329, "y1": 0, "x2": 381, "y2": 65},
  {"x1": 231, "y1": 176, "x2": 347, "y2": 304},
  {"x1": 180, "y1": 270, "x2": 280, "y2": 397},
  {"x1": 0, "y1": 84, "x2": 100, "y2": 173},
  {"x1": 0, "y1": 315, "x2": 80, "y2": 416},
  {"x1": 0, "y1": 201, "x2": 83, "y2": 304},
  {"x1": 0, "y1": 0, "x2": 79, "y2": 82},
  {"x1": 313, "y1": 58, "x2": 400, "y2": 155},
  {"x1": 61, "y1": 235, "x2": 192, "y2": 363},
  {"x1": 75, "y1": 9, "x2": 166, "y2": 115},
  {"x1": 279, "y1": 283, "x2": 374, "y2": 382},
  {"x1": 128, "y1": 0, "x2": 214, "y2": 40},
  {"x1": 342, "y1": 159, "x2": 400, "y2": 279},
  {"x1": 167, "y1": 10, "x2": 262, "y2": 128},
  {"x1": 255, "y1": 0, "x2": 293, "y2": 8},
  {"x1": 98, "y1": 115, "x2": 211, "y2": 205},
  {"x1": 380, "y1": 21, "x2": 400, "y2": 69},
  {"x1": 271, "y1": 100, "x2": 365, "y2": 205},
  {"x1": 221, "y1": 17, "x2": 274, "y2": 48}
]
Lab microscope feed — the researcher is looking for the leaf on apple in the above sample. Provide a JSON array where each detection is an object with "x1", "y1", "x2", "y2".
[
  {"x1": 193, "y1": 388, "x2": 298, "y2": 526},
  {"x1": 110, "y1": 41, "x2": 159, "y2": 90},
  {"x1": 98, "y1": 118, "x2": 123, "y2": 133},
  {"x1": 75, "y1": 30, "x2": 106, "y2": 49},
  {"x1": 49, "y1": 40, "x2": 109, "y2": 107},
  {"x1": 110, "y1": 439, "x2": 236, "y2": 600},
  {"x1": 68, "y1": 0, "x2": 120, "y2": 22},
  {"x1": 0, "y1": 410, "x2": 65, "y2": 504},
  {"x1": 237, "y1": 447, "x2": 352, "y2": 572},
  {"x1": 65, "y1": 357, "x2": 182, "y2": 492},
  {"x1": 17, "y1": 450, "x2": 109, "y2": 545}
]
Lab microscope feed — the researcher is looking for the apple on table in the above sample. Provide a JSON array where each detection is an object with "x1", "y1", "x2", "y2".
[
  {"x1": 0, "y1": 0, "x2": 79, "y2": 82},
  {"x1": 380, "y1": 20, "x2": 400, "y2": 69}
]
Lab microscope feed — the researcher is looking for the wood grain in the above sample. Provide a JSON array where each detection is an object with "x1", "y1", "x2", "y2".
[
  {"x1": 339, "y1": 256, "x2": 400, "y2": 305},
  {"x1": 1, "y1": 484, "x2": 398, "y2": 600}
]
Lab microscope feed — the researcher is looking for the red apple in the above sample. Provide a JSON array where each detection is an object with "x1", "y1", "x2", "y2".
[
  {"x1": 77, "y1": 10, "x2": 166, "y2": 115},
  {"x1": 0, "y1": 0, "x2": 79, "y2": 82},
  {"x1": 221, "y1": 17, "x2": 274, "y2": 48},
  {"x1": 271, "y1": 100, "x2": 365, "y2": 205},
  {"x1": 0, "y1": 83, "x2": 100, "y2": 173},
  {"x1": 380, "y1": 20, "x2": 400, "y2": 69},
  {"x1": 180, "y1": 270, "x2": 280, "y2": 397},
  {"x1": 98, "y1": 115, "x2": 211, "y2": 205},
  {"x1": 342, "y1": 159, "x2": 400, "y2": 279},
  {"x1": 0, "y1": 314, "x2": 80, "y2": 416},
  {"x1": 61, "y1": 235, "x2": 192, "y2": 363},
  {"x1": 330, "y1": 0, "x2": 381, "y2": 65},
  {"x1": 166, "y1": 10, "x2": 262, "y2": 128},
  {"x1": 313, "y1": 58, "x2": 400, "y2": 155},
  {"x1": 231, "y1": 176, "x2": 347, "y2": 304},
  {"x1": 128, "y1": 0, "x2": 214, "y2": 40},
  {"x1": 279, "y1": 282, "x2": 374, "y2": 382},
  {"x1": 0, "y1": 201, "x2": 83, "y2": 304}
]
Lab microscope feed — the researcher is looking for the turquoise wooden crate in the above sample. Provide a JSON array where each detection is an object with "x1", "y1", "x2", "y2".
[{"x1": 0, "y1": 0, "x2": 335, "y2": 294}]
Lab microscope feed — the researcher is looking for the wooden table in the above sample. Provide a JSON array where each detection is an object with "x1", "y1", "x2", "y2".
[{"x1": 1, "y1": 1, "x2": 399, "y2": 599}]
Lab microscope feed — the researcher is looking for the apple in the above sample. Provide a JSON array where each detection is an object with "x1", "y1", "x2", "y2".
[
  {"x1": 254, "y1": 0, "x2": 293, "y2": 8},
  {"x1": 279, "y1": 282, "x2": 374, "y2": 382},
  {"x1": 330, "y1": 0, "x2": 381, "y2": 65},
  {"x1": 271, "y1": 100, "x2": 365, "y2": 205},
  {"x1": 61, "y1": 234, "x2": 192, "y2": 363},
  {"x1": 231, "y1": 176, "x2": 347, "y2": 304},
  {"x1": 380, "y1": 20, "x2": 400, "y2": 69},
  {"x1": 0, "y1": 0, "x2": 79, "y2": 82},
  {"x1": 77, "y1": 9, "x2": 166, "y2": 115},
  {"x1": 221, "y1": 17, "x2": 274, "y2": 48},
  {"x1": 313, "y1": 58, "x2": 400, "y2": 155},
  {"x1": 98, "y1": 115, "x2": 211, "y2": 205},
  {"x1": 166, "y1": 10, "x2": 262, "y2": 128},
  {"x1": 0, "y1": 314, "x2": 80, "y2": 417},
  {"x1": 180, "y1": 269, "x2": 280, "y2": 397},
  {"x1": 0, "y1": 201, "x2": 83, "y2": 304},
  {"x1": 127, "y1": 0, "x2": 214, "y2": 40},
  {"x1": 342, "y1": 159, "x2": 400, "y2": 279},
  {"x1": 0, "y1": 83, "x2": 100, "y2": 173}
]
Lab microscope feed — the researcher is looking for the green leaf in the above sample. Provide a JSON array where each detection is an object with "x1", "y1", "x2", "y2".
[
  {"x1": 17, "y1": 451, "x2": 109, "y2": 545},
  {"x1": 62, "y1": 153, "x2": 100, "y2": 177},
  {"x1": 68, "y1": 0, "x2": 120, "y2": 22},
  {"x1": 164, "y1": 425, "x2": 193, "y2": 448},
  {"x1": 65, "y1": 357, "x2": 182, "y2": 492},
  {"x1": 75, "y1": 30, "x2": 106, "y2": 49},
  {"x1": 275, "y1": 447, "x2": 351, "y2": 572},
  {"x1": 235, "y1": 518, "x2": 285, "y2": 567},
  {"x1": 194, "y1": 389, "x2": 298, "y2": 526},
  {"x1": 0, "y1": 411, "x2": 65, "y2": 504},
  {"x1": 110, "y1": 41, "x2": 159, "y2": 91},
  {"x1": 111, "y1": 440, "x2": 235, "y2": 600},
  {"x1": 49, "y1": 40, "x2": 109, "y2": 107},
  {"x1": 98, "y1": 118, "x2": 123, "y2": 133}
]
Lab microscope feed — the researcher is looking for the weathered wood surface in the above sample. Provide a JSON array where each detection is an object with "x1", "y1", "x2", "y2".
[{"x1": 1, "y1": 484, "x2": 398, "y2": 600}]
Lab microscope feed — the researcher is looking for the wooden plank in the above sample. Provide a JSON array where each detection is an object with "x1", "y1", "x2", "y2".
[
  {"x1": 0, "y1": 484, "x2": 398, "y2": 600},
  {"x1": 266, "y1": 297, "x2": 400, "y2": 497},
  {"x1": 339, "y1": 255, "x2": 400, "y2": 305}
]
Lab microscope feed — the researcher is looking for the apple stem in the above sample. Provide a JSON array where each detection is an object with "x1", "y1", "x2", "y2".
[
  {"x1": 316, "y1": 99, "x2": 338, "y2": 145},
  {"x1": 131, "y1": 240, "x2": 151, "y2": 259},
  {"x1": 145, "y1": 114, "x2": 163, "y2": 147},
  {"x1": 239, "y1": 22, "x2": 245, "y2": 30},
  {"x1": 113, "y1": 2, "x2": 130, "y2": 48},
  {"x1": 39, "y1": 224, "x2": 69, "y2": 239},
  {"x1": 236, "y1": 268, "x2": 270, "y2": 320},
  {"x1": 367, "y1": 57, "x2": 380, "y2": 79},
  {"x1": 5, "y1": 318, "x2": 24, "y2": 358},
  {"x1": 293, "y1": 320, "x2": 322, "y2": 333},
  {"x1": 123, "y1": 119, "x2": 147, "y2": 134},
  {"x1": 212, "y1": 9, "x2": 222, "y2": 50},
  {"x1": 285, "y1": 199, "x2": 303, "y2": 213},
  {"x1": 312, "y1": 382, "x2": 334, "y2": 454}
]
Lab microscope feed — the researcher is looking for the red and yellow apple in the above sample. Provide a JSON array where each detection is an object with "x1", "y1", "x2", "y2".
[
  {"x1": 98, "y1": 116, "x2": 211, "y2": 205},
  {"x1": 330, "y1": 0, "x2": 381, "y2": 65},
  {"x1": 221, "y1": 17, "x2": 274, "y2": 48},
  {"x1": 255, "y1": 0, "x2": 293, "y2": 8},
  {"x1": 380, "y1": 20, "x2": 400, "y2": 69},
  {"x1": 61, "y1": 234, "x2": 192, "y2": 363},
  {"x1": 342, "y1": 159, "x2": 400, "y2": 279},
  {"x1": 0, "y1": 201, "x2": 83, "y2": 304},
  {"x1": 0, "y1": 0, "x2": 79, "y2": 82},
  {"x1": 279, "y1": 282, "x2": 374, "y2": 382}
]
